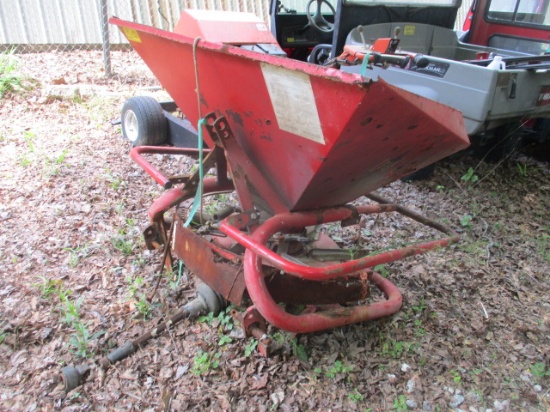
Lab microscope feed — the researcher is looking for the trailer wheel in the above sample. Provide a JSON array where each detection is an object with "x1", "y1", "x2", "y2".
[{"x1": 121, "y1": 96, "x2": 167, "y2": 147}]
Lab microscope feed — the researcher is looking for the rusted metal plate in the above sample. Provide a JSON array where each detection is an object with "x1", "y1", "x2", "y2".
[
  {"x1": 264, "y1": 270, "x2": 369, "y2": 304},
  {"x1": 172, "y1": 216, "x2": 246, "y2": 305}
]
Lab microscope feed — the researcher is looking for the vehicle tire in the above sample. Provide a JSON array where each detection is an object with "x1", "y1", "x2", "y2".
[
  {"x1": 121, "y1": 96, "x2": 168, "y2": 147},
  {"x1": 401, "y1": 164, "x2": 436, "y2": 181},
  {"x1": 471, "y1": 123, "x2": 523, "y2": 162}
]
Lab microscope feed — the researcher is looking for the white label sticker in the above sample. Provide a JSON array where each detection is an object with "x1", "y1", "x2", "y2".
[
  {"x1": 256, "y1": 23, "x2": 268, "y2": 31},
  {"x1": 261, "y1": 63, "x2": 325, "y2": 144}
]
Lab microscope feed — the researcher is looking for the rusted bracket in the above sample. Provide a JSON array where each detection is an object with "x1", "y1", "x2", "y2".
[
  {"x1": 231, "y1": 307, "x2": 272, "y2": 357},
  {"x1": 204, "y1": 113, "x2": 235, "y2": 145},
  {"x1": 224, "y1": 211, "x2": 261, "y2": 232},
  {"x1": 183, "y1": 146, "x2": 222, "y2": 193},
  {"x1": 340, "y1": 205, "x2": 361, "y2": 227}
]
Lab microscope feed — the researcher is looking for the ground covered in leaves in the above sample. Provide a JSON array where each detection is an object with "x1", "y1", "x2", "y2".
[{"x1": 0, "y1": 51, "x2": 549, "y2": 411}]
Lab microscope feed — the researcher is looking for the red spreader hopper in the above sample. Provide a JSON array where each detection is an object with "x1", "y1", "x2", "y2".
[{"x1": 110, "y1": 11, "x2": 469, "y2": 338}]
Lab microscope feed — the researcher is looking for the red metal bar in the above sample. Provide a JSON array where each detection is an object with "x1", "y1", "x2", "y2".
[
  {"x1": 219, "y1": 204, "x2": 459, "y2": 281},
  {"x1": 130, "y1": 145, "x2": 234, "y2": 222},
  {"x1": 244, "y1": 251, "x2": 402, "y2": 333},
  {"x1": 148, "y1": 178, "x2": 234, "y2": 222},
  {"x1": 130, "y1": 146, "x2": 208, "y2": 189},
  {"x1": 204, "y1": 240, "x2": 242, "y2": 264}
]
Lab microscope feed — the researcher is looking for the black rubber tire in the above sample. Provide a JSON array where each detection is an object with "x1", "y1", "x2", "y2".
[
  {"x1": 121, "y1": 96, "x2": 168, "y2": 147},
  {"x1": 470, "y1": 123, "x2": 523, "y2": 162},
  {"x1": 401, "y1": 164, "x2": 436, "y2": 182}
]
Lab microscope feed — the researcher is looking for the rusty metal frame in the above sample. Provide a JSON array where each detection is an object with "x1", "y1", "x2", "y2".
[
  {"x1": 219, "y1": 202, "x2": 459, "y2": 280},
  {"x1": 128, "y1": 124, "x2": 459, "y2": 335},
  {"x1": 218, "y1": 198, "x2": 458, "y2": 333}
]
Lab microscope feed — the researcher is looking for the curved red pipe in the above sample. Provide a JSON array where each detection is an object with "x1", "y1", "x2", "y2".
[
  {"x1": 244, "y1": 248, "x2": 402, "y2": 333},
  {"x1": 220, "y1": 204, "x2": 457, "y2": 281}
]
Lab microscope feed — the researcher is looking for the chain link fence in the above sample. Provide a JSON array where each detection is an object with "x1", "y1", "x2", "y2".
[
  {"x1": 1, "y1": 0, "x2": 471, "y2": 76},
  {"x1": 0, "y1": 0, "x2": 269, "y2": 75},
  {"x1": 0, "y1": 0, "x2": 268, "y2": 51}
]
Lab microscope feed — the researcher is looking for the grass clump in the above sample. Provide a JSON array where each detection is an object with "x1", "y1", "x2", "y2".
[
  {"x1": 0, "y1": 49, "x2": 28, "y2": 98},
  {"x1": 35, "y1": 278, "x2": 103, "y2": 358}
]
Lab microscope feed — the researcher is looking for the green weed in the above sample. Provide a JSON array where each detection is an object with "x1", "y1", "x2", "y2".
[
  {"x1": 56, "y1": 288, "x2": 102, "y2": 358},
  {"x1": 374, "y1": 264, "x2": 390, "y2": 278},
  {"x1": 413, "y1": 319, "x2": 426, "y2": 337},
  {"x1": 71, "y1": 92, "x2": 84, "y2": 105},
  {"x1": 59, "y1": 294, "x2": 81, "y2": 325},
  {"x1": 393, "y1": 395, "x2": 408, "y2": 411},
  {"x1": 380, "y1": 337, "x2": 417, "y2": 359},
  {"x1": 64, "y1": 245, "x2": 89, "y2": 268},
  {"x1": 203, "y1": 193, "x2": 231, "y2": 216},
  {"x1": 460, "y1": 214, "x2": 473, "y2": 228},
  {"x1": 53, "y1": 149, "x2": 69, "y2": 164},
  {"x1": 0, "y1": 49, "x2": 26, "y2": 97},
  {"x1": 127, "y1": 276, "x2": 144, "y2": 298},
  {"x1": 105, "y1": 168, "x2": 125, "y2": 190},
  {"x1": 516, "y1": 162, "x2": 527, "y2": 177},
  {"x1": 0, "y1": 322, "x2": 7, "y2": 345},
  {"x1": 218, "y1": 335, "x2": 232, "y2": 346},
  {"x1": 167, "y1": 262, "x2": 184, "y2": 289},
  {"x1": 411, "y1": 298, "x2": 427, "y2": 314},
  {"x1": 216, "y1": 307, "x2": 234, "y2": 331},
  {"x1": 459, "y1": 240, "x2": 489, "y2": 261},
  {"x1": 46, "y1": 148, "x2": 69, "y2": 176},
  {"x1": 19, "y1": 156, "x2": 32, "y2": 167},
  {"x1": 325, "y1": 360, "x2": 353, "y2": 379},
  {"x1": 198, "y1": 311, "x2": 215, "y2": 325},
  {"x1": 199, "y1": 307, "x2": 234, "y2": 332},
  {"x1": 535, "y1": 233, "x2": 550, "y2": 263},
  {"x1": 191, "y1": 350, "x2": 221, "y2": 375},
  {"x1": 111, "y1": 233, "x2": 134, "y2": 256},
  {"x1": 461, "y1": 167, "x2": 479, "y2": 184},
  {"x1": 23, "y1": 131, "x2": 36, "y2": 153},
  {"x1": 114, "y1": 200, "x2": 126, "y2": 215},
  {"x1": 35, "y1": 276, "x2": 63, "y2": 300},
  {"x1": 531, "y1": 362, "x2": 550, "y2": 379},
  {"x1": 244, "y1": 339, "x2": 258, "y2": 357},
  {"x1": 292, "y1": 339, "x2": 308, "y2": 362},
  {"x1": 134, "y1": 296, "x2": 152, "y2": 319},
  {"x1": 270, "y1": 331, "x2": 309, "y2": 361},
  {"x1": 69, "y1": 321, "x2": 103, "y2": 358},
  {"x1": 125, "y1": 276, "x2": 153, "y2": 320},
  {"x1": 348, "y1": 388, "x2": 364, "y2": 403},
  {"x1": 67, "y1": 250, "x2": 80, "y2": 268},
  {"x1": 450, "y1": 369, "x2": 462, "y2": 384}
]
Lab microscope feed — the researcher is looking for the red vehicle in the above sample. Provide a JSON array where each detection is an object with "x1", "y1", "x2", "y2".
[{"x1": 464, "y1": 0, "x2": 549, "y2": 55}]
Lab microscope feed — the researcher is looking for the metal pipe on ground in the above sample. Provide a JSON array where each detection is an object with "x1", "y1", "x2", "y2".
[{"x1": 60, "y1": 283, "x2": 224, "y2": 392}]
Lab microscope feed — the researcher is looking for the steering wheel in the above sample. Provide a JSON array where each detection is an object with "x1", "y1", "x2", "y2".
[
  {"x1": 308, "y1": 44, "x2": 333, "y2": 65},
  {"x1": 306, "y1": 0, "x2": 336, "y2": 34}
]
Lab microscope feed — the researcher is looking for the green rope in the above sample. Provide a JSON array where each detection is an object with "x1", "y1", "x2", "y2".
[
  {"x1": 360, "y1": 52, "x2": 371, "y2": 77},
  {"x1": 184, "y1": 117, "x2": 205, "y2": 228},
  {"x1": 184, "y1": 36, "x2": 205, "y2": 228}
]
